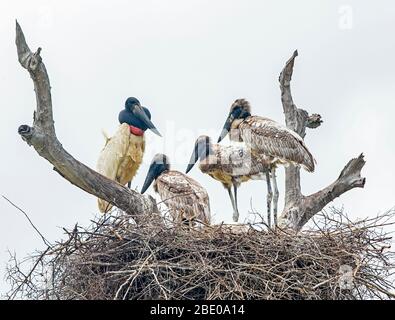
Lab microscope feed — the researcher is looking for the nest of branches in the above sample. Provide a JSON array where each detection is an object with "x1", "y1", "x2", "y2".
[{"x1": 6, "y1": 207, "x2": 395, "y2": 300}]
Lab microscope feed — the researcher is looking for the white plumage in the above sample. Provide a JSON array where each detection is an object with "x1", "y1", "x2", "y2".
[{"x1": 96, "y1": 123, "x2": 145, "y2": 213}]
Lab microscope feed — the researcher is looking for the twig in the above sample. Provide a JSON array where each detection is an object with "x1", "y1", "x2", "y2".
[{"x1": 2, "y1": 195, "x2": 51, "y2": 247}]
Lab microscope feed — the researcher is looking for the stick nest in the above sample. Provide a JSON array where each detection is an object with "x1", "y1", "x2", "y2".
[{"x1": 6, "y1": 208, "x2": 395, "y2": 300}]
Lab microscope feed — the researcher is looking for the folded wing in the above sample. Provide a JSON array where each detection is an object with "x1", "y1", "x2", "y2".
[
  {"x1": 156, "y1": 171, "x2": 211, "y2": 225},
  {"x1": 96, "y1": 123, "x2": 145, "y2": 212},
  {"x1": 240, "y1": 116, "x2": 315, "y2": 172}
]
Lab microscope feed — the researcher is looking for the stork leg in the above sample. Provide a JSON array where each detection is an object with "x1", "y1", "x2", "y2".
[
  {"x1": 271, "y1": 168, "x2": 279, "y2": 228},
  {"x1": 226, "y1": 187, "x2": 239, "y2": 222},
  {"x1": 233, "y1": 183, "x2": 240, "y2": 222},
  {"x1": 266, "y1": 171, "x2": 273, "y2": 229}
]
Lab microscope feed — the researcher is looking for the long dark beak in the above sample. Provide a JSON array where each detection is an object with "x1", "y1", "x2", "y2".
[
  {"x1": 141, "y1": 165, "x2": 157, "y2": 194},
  {"x1": 133, "y1": 105, "x2": 162, "y2": 137},
  {"x1": 185, "y1": 143, "x2": 199, "y2": 174},
  {"x1": 217, "y1": 114, "x2": 234, "y2": 143}
]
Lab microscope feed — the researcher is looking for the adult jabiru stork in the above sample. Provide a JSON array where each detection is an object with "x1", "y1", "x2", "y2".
[
  {"x1": 185, "y1": 135, "x2": 271, "y2": 222},
  {"x1": 141, "y1": 153, "x2": 211, "y2": 228},
  {"x1": 217, "y1": 99, "x2": 315, "y2": 227},
  {"x1": 96, "y1": 97, "x2": 161, "y2": 213}
]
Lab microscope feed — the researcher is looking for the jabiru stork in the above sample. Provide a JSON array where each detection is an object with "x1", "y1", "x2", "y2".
[
  {"x1": 141, "y1": 153, "x2": 211, "y2": 228},
  {"x1": 96, "y1": 97, "x2": 161, "y2": 213},
  {"x1": 217, "y1": 99, "x2": 315, "y2": 227},
  {"x1": 185, "y1": 135, "x2": 271, "y2": 222}
]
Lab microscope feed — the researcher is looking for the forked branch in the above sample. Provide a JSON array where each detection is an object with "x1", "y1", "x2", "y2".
[{"x1": 278, "y1": 50, "x2": 366, "y2": 231}]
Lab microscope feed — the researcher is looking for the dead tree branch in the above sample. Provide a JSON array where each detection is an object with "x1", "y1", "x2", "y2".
[
  {"x1": 15, "y1": 21, "x2": 157, "y2": 222},
  {"x1": 278, "y1": 50, "x2": 366, "y2": 231},
  {"x1": 2, "y1": 195, "x2": 52, "y2": 247}
]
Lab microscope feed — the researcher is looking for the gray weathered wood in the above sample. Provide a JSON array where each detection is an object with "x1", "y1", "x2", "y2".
[
  {"x1": 278, "y1": 50, "x2": 366, "y2": 231},
  {"x1": 15, "y1": 21, "x2": 157, "y2": 222}
]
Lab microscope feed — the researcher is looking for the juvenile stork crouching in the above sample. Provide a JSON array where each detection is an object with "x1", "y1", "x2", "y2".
[
  {"x1": 217, "y1": 99, "x2": 316, "y2": 227},
  {"x1": 96, "y1": 97, "x2": 161, "y2": 213},
  {"x1": 141, "y1": 154, "x2": 211, "y2": 228},
  {"x1": 186, "y1": 135, "x2": 271, "y2": 222}
]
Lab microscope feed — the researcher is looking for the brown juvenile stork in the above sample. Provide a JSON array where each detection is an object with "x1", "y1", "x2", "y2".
[
  {"x1": 141, "y1": 154, "x2": 211, "y2": 227},
  {"x1": 185, "y1": 135, "x2": 271, "y2": 222},
  {"x1": 217, "y1": 99, "x2": 316, "y2": 227}
]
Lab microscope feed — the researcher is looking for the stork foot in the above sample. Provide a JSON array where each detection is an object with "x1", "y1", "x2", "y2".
[{"x1": 233, "y1": 211, "x2": 239, "y2": 222}]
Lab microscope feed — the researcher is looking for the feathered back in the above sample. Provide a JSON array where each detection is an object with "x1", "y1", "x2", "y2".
[
  {"x1": 154, "y1": 170, "x2": 211, "y2": 226},
  {"x1": 239, "y1": 116, "x2": 315, "y2": 172},
  {"x1": 96, "y1": 123, "x2": 145, "y2": 213},
  {"x1": 200, "y1": 143, "x2": 270, "y2": 180}
]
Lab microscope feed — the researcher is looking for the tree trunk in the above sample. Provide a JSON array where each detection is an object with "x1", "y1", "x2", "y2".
[{"x1": 278, "y1": 50, "x2": 366, "y2": 231}]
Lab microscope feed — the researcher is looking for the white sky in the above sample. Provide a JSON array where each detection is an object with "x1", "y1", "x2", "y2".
[{"x1": 1, "y1": 0, "x2": 395, "y2": 296}]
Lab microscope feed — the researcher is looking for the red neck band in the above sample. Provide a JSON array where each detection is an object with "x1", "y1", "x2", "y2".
[{"x1": 129, "y1": 125, "x2": 144, "y2": 136}]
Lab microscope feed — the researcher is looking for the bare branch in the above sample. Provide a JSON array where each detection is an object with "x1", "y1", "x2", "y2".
[
  {"x1": 2, "y1": 195, "x2": 52, "y2": 247},
  {"x1": 284, "y1": 154, "x2": 366, "y2": 230},
  {"x1": 15, "y1": 21, "x2": 157, "y2": 222},
  {"x1": 16, "y1": 21, "x2": 54, "y2": 135},
  {"x1": 7, "y1": 247, "x2": 51, "y2": 300},
  {"x1": 278, "y1": 50, "x2": 366, "y2": 231},
  {"x1": 306, "y1": 114, "x2": 323, "y2": 129}
]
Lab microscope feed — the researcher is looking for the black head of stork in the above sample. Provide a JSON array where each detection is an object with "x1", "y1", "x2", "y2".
[
  {"x1": 118, "y1": 97, "x2": 162, "y2": 136},
  {"x1": 141, "y1": 153, "x2": 170, "y2": 194},
  {"x1": 185, "y1": 135, "x2": 213, "y2": 174},
  {"x1": 217, "y1": 98, "x2": 251, "y2": 143}
]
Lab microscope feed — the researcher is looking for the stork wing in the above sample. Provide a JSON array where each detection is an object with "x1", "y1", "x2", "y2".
[
  {"x1": 241, "y1": 116, "x2": 315, "y2": 172},
  {"x1": 96, "y1": 123, "x2": 131, "y2": 213},
  {"x1": 219, "y1": 144, "x2": 270, "y2": 177},
  {"x1": 156, "y1": 171, "x2": 211, "y2": 224},
  {"x1": 96, "y1": 123, "x2": 131, "y2": 181}
]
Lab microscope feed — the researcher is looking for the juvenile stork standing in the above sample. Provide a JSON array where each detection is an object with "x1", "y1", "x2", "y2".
[
  {"x1": 217, "y1": 99, "x2": 315, "y2": 227},
  {"x1": 96, "y1": 97, "x2": 161, "y2": 213},
  {"x1": 141, "y1": 153, "x2": 211, "y2": 227},
  {"x1": 185, "y1": 135, "x2": 271, "y2": 222}
]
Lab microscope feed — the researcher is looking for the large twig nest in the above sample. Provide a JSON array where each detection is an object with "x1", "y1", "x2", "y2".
[{"x1": 6, "y1": 208, "x2": 395, "y2": 300}]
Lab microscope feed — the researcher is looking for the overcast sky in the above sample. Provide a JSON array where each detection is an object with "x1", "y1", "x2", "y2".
[{"x1": 1, "y1": 0, "x2": 395, "y2": 296}]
